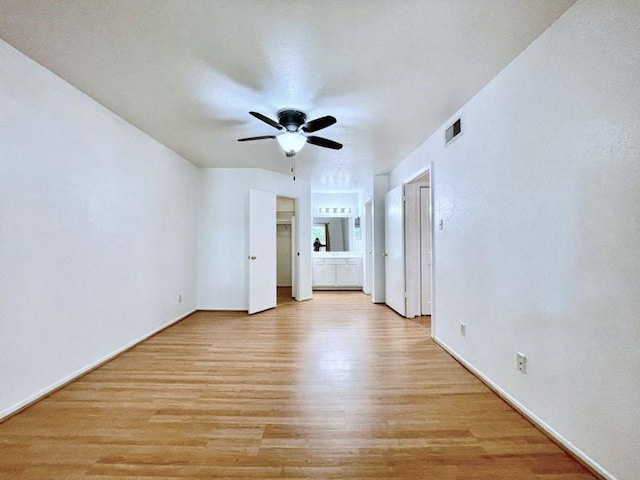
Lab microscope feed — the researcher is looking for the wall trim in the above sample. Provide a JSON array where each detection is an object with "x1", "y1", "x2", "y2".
[
  {"x1": 0, "y1": 309, "x2": 197, "y2": 423},
  {"x1": 402, "y1": 164, "x2": 431, "y2": 186},
  {"x1": 198, "y1": 309, "x2": 249, "y2": 313},
  {"x1": 431, "y1": 334, "x2": 613, "y2": 480}
]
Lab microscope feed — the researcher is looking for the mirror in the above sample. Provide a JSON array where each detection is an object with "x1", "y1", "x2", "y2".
[{"x1": 313, "y1": 217, "x2": 351, "y2": 252}]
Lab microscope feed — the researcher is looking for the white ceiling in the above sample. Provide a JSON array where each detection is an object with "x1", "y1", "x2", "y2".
[{"x1": 0, "y1": 0, "x2": 575, "y2": 191}]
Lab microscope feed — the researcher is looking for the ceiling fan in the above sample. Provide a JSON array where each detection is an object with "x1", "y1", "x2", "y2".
[{"x1": 238, "y1": 109, "x2": 343, "y2": 157}]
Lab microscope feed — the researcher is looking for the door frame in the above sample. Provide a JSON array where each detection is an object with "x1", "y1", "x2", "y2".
[
  {"x1": 402, "y1": 165, "x2": 435, "y2": 329},
  {"x1": 419, "y1": 186, "x2": 431, "y2": 316},
  {"x1": 291, "y1": 213, "x2": 298, "y2": 299}
]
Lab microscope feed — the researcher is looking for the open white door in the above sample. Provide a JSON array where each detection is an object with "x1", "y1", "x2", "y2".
[
  {"x1": 385, "y1": 185, "x2": 406, "y2": 316},
  {"x1": 291, "y1": 214, "x2": 298, "y2": 300},
  {"x1": 364, "y1": 200, "x2": 373, "y2": 295},
  {"x1": 249, "y1": 189, "x2": 276, "y2": 314}
]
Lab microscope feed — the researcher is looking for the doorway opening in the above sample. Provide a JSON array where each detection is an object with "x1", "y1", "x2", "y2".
[
  {"x1": 277, "y1": 196, "x2": 297, "y2": 306},
  {"x1": 404, "y1": 169, "x2": 432, "y2": 327}
]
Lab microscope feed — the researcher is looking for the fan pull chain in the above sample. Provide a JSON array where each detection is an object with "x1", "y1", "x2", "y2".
[{"x1": 290, "y1": 155, "x2": 296, "y2": 181}]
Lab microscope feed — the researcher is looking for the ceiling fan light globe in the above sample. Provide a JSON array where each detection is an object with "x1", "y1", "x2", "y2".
[{"x1": 277, "y1": 132, "x2": 306, "y2": 155}]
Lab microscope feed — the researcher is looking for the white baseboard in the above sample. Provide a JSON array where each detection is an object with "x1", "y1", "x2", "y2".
[
  {"x1": 431, "y1": 334, "x2": 613, "y2": 480},
  {"x1": 198, "y1": 307, "x2": 247, "y2": 311},
  {"x1": 0, "y1": 309, "x2": 196, "y2": 422}
]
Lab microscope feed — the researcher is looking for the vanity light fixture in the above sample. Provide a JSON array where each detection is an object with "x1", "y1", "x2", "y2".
[{"x1": 318, "y1": 207, "x2": 352, "y2": 215}]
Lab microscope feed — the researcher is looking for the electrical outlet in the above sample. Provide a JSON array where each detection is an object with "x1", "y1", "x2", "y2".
[
  {"x1": 178, "y1": 294, "x2": 183, "y2": 303},
  {"x1": 460, "y1": 322, "x2": 467, "y2": 337},
  {"x1": 516, "y1": 352, "x2": 527, "y2": 374}
]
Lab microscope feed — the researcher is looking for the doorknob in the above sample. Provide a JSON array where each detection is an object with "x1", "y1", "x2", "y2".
[
  {"x1": 248, "y1": 255, "x2": 257, "y2": 260},
  {"x1": 384, "y1": 253, "x2": 388, "y2": 257}
]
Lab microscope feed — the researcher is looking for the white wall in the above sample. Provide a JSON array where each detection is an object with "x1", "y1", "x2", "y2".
[
  {"x1": 198, "y1": 168, "x2": 312, "y2": 309},
  {"x1": 0, "y1": 40, "x2": 198, "y2": 418},
  {"x1": 276, "y1": 224, "x2": 292, "y2": 286},
  {"x1": 390, "y1": 1, "x2": 640, "y2": 479}
]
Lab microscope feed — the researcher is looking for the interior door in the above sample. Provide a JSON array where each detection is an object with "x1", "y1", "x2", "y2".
[
  {"x1": 385, "y1": 185, "x2": 406, "y2": 316},
  {"x1": 291, "y1": 214, "x2": 298, "y2": 300},
  {"x1": 364, "y1": 200, "x2": 373, "y2": 295},
  {"x1": 249, "y1": 189, "x2": 276, "y2": 314},
  {"x1": 420, "y1": 186, "x2": 432, "y2": 315}
]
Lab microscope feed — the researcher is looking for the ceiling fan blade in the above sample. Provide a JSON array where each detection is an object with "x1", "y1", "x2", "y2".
[
  {"x1": 237, "y1": 135, "x2": 276, "y2": 142},
  {"x1": 249, "y1": 111, "x2": 283, "y2": 130},
  {"x1": 301, "y1": 115, "x2": 337, "y2": 133},
  {"x1": 306, "y1": 135, "x2": 343, "y2": 150}
]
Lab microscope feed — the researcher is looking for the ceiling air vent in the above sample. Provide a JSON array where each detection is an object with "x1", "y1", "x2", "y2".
[{"x1": 445, "y1": 118, "x2": 462, "y2": 145}]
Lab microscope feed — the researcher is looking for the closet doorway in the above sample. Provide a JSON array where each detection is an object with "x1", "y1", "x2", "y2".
[
  {"x1": 404, "y1": 170, "x2": 432, "y2": 320},
  {"x1": 276, "y1": 196, "x2": 297, "y2": 306}
]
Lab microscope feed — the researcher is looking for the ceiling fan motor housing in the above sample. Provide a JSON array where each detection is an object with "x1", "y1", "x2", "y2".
[{"x1": 277, "y1": 109, "x2": 307, "y2": 132}]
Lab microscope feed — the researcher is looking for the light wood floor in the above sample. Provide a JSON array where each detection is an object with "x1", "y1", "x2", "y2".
[
  {"x1": 0, "y1": 292, "x2": 594, "y2": 479},
  {"x1": 277, "y1": 286, "x2": 295, "y2": 306}
]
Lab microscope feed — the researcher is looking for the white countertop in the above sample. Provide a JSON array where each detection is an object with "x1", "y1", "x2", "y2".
[{"x1": 312, "y1": 251, "x2": 362, "y2": 258}]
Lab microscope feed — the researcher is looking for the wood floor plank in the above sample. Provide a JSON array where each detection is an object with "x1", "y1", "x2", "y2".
[{"x1": 0, "y1": 292, "x2": 594, "y2": 479}]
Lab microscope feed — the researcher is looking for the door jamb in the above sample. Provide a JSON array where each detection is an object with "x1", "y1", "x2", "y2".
[{"x1": 402, "y1": 165, "x2": 434, "y2": 329}]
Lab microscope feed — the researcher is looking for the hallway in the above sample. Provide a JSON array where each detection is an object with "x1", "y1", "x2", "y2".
[{"x1": 0, "y1": 292, "x2": 593, "y2": 479}]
